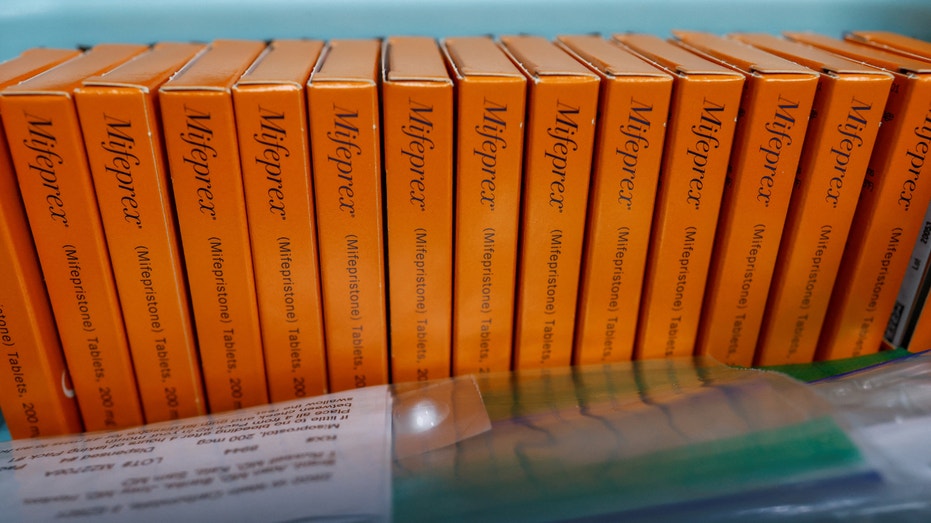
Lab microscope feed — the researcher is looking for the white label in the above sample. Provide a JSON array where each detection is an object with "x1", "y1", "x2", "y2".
[{"x1": 0, "y1": 386, "x2": 392, "y2": 522}]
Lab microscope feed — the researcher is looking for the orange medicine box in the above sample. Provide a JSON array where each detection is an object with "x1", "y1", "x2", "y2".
[
  {"x1": 307, "y1": 39, "x2": 389, "y2": 392},
  {"x1": 556, "y1": 35, "x2": 672, "y2": 365},
  {"x1": 780, "y1": 33, "x2": 931, "y2": 360},
  {"x1": 732, "y1": 33, "x2": 892, "y2": 365},
  {"x1": 159, "y1": 40, "x2": 269, "y2": 412},
  {"x1": 74, "y1": 43, "x2": 208, "y2": 423},
  {"x1": 906, "y1": 293, "x2": 931, "y2": 352},
  {"x1": 846, "y1": 32, "x2": 931, "y2": 352},
  {"x1": 233, "y1": 40, "x2": 328, "y2": 402},
  {"x1": 500, "y1": 35, "x2": 600, "y2": 370},
  {"x1": 613, "y1": 34, "x2": 744, "y2": 360},
  {"x1": 0, "y1": 44, "x2": 148, "y2": 432},
  {"x1": 883, "y1": 204, "x2": 931, "y2": 349},
  {"x1": 381, "y1": 37, "x2": 455, "y2": 383},
  {"x1": 846, "y1": 31, "x2": 931, "y2": 62},
  {"x1": 0, "y1": 47, "x2": 83, "y2": 439},
  {"x1": 444, "y1": 36, "x2": 527, "y2": 376},
  {"x1": 673, "y1": 31, "x2": 819, "y2": 367}
]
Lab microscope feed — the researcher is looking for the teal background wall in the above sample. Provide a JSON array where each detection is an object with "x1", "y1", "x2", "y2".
[{"x1": 2, "y1": 0, "x2": 931, "y2": 60}]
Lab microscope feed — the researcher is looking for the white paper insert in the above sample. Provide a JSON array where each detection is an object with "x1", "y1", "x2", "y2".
[{"x1": 0, "y1": 385, "x2": 392, "y2": 522}]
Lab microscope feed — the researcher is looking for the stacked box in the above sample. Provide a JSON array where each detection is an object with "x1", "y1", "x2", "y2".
[
  {"x1": 444, "y1": 36, "x2": 527, "y2": 375},
  {"x1": 308, "y1": 39, "x2": 391, "y2": 391},
  {"x1": 233, "y1": 39, "x2": 328, "y2": 401},
  {"x1": 159, "y1": 40, "x2": 269, "y2": 412},
  {"x1": 557, "y1": 35, "x2": 672, "y2": 364},
  {"x1": 614, "y1": 34, "x2": 744, "y2": 360},
  {"x1": 381, "y1": 37, "x2": 455, "y2": 383},
  {"x1": 500, "y1": 35, "x2": 600, "y2": 369},
  {"x1": 781, "y1": 32, "x2": 931, "y2": 360},
  {"x1": 0, "y1": 48, "x2": 83, "y2": 439},
  {"x1": 847, "y1": 31, "x2": 931, "y2": 352},
  {"x1": 75, "y1": 42, "x2": 208, "y2": 422},
  {"x1": 673, "y1": 31, "x2": 818, "y2": 367},
  {"x1": 733, "y1": 33, "x2": 893, "y2": 365},
  {"x1": 0, "y1": 44, "x2": 149, "y2": 431}
]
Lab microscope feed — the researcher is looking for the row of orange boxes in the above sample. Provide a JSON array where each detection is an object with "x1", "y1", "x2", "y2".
[{"x1": 1, "y1": 31, "x2": 931, "y2": 439}]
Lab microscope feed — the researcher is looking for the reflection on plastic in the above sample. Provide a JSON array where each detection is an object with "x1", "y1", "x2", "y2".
[
  {"x1": 395, "y1": 398, "x2": 450, "y2": 434},
  {"x1": 815, "y1": 349, "x2": 931, "y2": 425},
  {"x1": 816, "y1": 350, "x2": 931, "y2": 487},
  {"x1": 393, "y1": 358, "x2": 866, "y2": 522},
  {"x1": 392, "y1": 375, "x2": 491, "y2": 459}
]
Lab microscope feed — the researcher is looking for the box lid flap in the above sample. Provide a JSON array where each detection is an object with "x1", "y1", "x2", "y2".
[
  {"x1": 444, "y1": 36, "x2": 523, "y2": 79},
  {"x1": 237, "y1": 39, "x2": 323, "y2": 88},
  {"x1": 3, "y1": 44, "x2": 147, "y2": 96},
  {"x1": 500, "y1": 35, "x2": 597, "y2": 78},
  {"x1": 161, "y1": 39, "x2": 265, "y2": 92},
  {"x1": 311, "y1": 39, "x2": 380, "y2": 85},
  {"x1": 384, "y1": 36, "x2": 450, "y2": 83},
  {"x1": 558, "y1": 35, "x2": 671, "y2": 79},
  {"x1": 674, "y1": 31, "x2": 817, "y2": 75},
  {"x1": 81, "y1": 42, "x2": 205, "y2": 92}
]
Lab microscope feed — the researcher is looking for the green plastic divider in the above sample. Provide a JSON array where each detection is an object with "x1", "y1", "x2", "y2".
[{"x1": 760, "y1": 348, "x2": 914, "y2": 382}]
